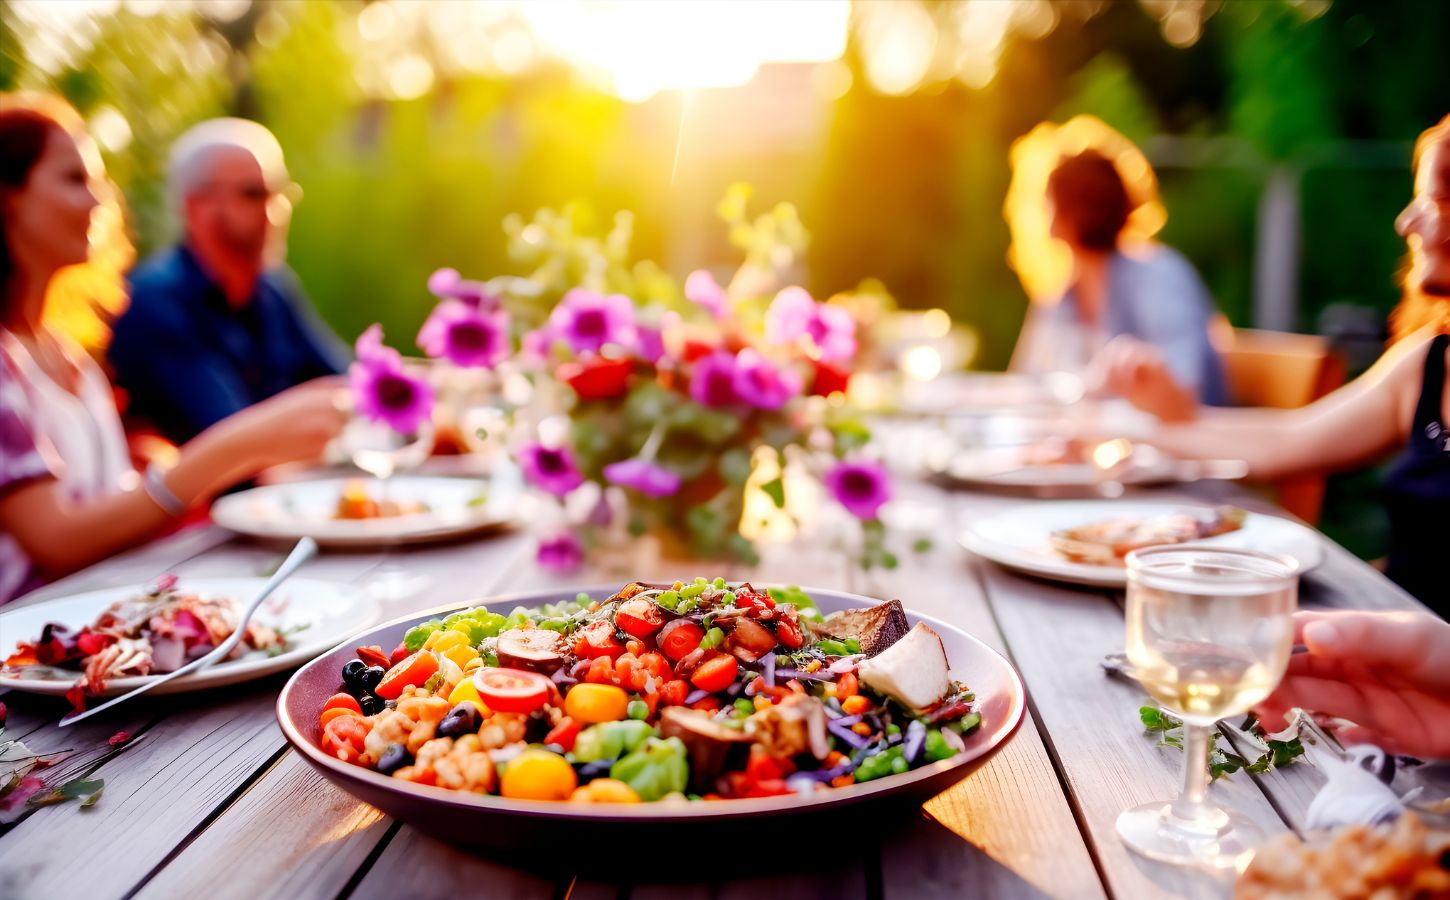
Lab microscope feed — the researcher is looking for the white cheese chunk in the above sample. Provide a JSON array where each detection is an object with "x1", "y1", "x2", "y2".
[{"x1": 856, "y1": 622, "x2": 950, "y2": 710}]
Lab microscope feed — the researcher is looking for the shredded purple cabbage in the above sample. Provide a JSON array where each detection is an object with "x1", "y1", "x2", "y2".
[
  {"x1": 903, "y1": 720, "x2": 927, "y2": 763},
  {"x1": 684, "y1": 688, "x2": 710, "y2": 705},
  {"x1": 828, "y1": 718, "x2": 871, "y2": 749},
  {"x1": 761, "y1": 652, "x2": 776, "y2": 688},
  {"x1": 771, "y1": 667, "x2": 832, "y2": 683}
]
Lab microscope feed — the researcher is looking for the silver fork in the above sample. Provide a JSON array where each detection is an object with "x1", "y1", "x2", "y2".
[{"x1": 60, "y1": 537, "x2": 318, "y2": 726}]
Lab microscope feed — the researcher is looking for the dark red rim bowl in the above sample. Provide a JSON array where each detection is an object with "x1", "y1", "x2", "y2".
[{"x1": 277, "y1": 585, "x2": 1025, "y2": 862}]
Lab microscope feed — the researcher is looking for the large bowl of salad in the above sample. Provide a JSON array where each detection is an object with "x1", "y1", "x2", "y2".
[{"x1": 277, "y1": 579, "x2": 1024, "y2": 856}]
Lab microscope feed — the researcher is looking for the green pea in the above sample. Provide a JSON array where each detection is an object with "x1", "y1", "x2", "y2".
[
  {"x1": 733, "y1": 698, "x2": 755, "y2": 716},
  {"x1": 657, "y1": 590, "x2": 680, "y2": 610},
  {"x1": 712, "y1": 577, "x2": 727, "y2": 589},
  {"x1": 627, "y1": 700, "x2": 650, "y2": 720}
]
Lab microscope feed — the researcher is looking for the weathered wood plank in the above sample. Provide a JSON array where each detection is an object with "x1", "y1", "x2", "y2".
[{"x1": 347, "y1": 825, "x2": 557, "y2": 900}]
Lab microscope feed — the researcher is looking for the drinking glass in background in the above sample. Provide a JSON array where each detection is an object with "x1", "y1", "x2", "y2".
[
  {"x1": 1117, "y1": 545, "x2": 1299, "y2": 870},
  {"x1": 337, "y1": 413, "x2": 437, "y2": 601}
]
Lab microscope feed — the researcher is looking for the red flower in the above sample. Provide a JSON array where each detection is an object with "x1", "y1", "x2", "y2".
[
  {"x1": 108, "y1": 731, "x2": 132, "y2": 748},
  {"x1": 559, "y1": 357, "x2": 634, "y2": 401},
  {"x1": 811, "y1": 360, "x2": 851, "y2": 397}
]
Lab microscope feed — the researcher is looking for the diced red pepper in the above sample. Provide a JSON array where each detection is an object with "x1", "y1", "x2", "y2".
[
  {"x1": 544, "y1": 717, "x2": 583, "y2": 752},
  {"x1": 573, "y1": 621, "x2": 625, "y2": 659}
]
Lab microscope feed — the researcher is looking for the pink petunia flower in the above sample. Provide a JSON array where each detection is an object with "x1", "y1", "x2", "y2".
[
  {"x1": 732, "y1": 348, "x2": 802, "y2": 411},
  {"x1": 548, "y1": 289, "x2": 637, "y2": 356},
  {"x1": 689, "y1": 351, "x2": 740, "y2": 408},
  {"x1": 684, "y1": 269, "x2": 730, "y2": 319},
  {"x1": 350, "y1": 325, "x2": 435, "y2": 435},
  {"x1": 536, "y1": 531, "x2": 584, "y2": 572},
  {"x1": 603, "y1": 458, "x2": 681, "y2": 498},
  {"x1": 764, "y1": 286, "x2": 857, "y2": 363},
  {"x1": 518, "y1": 442, "x2": 585, "y2": 496},
  {"x1": 417, "y1": 299, "x2": 510, "y2": 368},
  {"x1": 824, "y1": 459, "x2": 892, "y2": 520}
]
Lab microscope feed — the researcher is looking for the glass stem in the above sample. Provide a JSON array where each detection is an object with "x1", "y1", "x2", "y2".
[{"x1": 1171, "y1": 722, "x2": 1213, "y2": 824}]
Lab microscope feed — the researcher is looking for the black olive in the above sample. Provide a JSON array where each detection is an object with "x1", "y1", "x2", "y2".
[
  {"x1": 523, "y1": 710, "x2": 553, "y2": 744},
  {"x1": 376, "y1": 743, "x2": 411, "y2": 775},
  {"x1": 572, "y1": 759, "x2": 614, "y2": 782},
  {"x1": 436, "y1": 702, "x2": 483, "y2": 738},
  {"x1": 358, "y1": 694, "x2": 385, "y2": 716},
  {"x1": 341, "y1": 659, "x2": 367, "y2": 685},
  {"x1": 360, "y1": 666, "x2": 385, "y2": 690}
]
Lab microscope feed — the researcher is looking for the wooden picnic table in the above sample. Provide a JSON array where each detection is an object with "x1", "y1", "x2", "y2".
[{"x1": 0, "y1": 472, "x2": 1426, "y2": 900}]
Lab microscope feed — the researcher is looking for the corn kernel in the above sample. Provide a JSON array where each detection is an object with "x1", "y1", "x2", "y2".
[
  {"x1": 841, "y1": 695, "x2": 871, "y2": 716},
  {"x1": 753, "y1": 695, "x2": 773, "y2": 710},
  {"x1": 851, "y1": 722, "x2": 872, "y2": 736}
]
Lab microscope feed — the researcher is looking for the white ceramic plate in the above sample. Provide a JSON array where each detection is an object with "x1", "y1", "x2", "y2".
[
  {"x1": 958, "y1": 500, "x2": 1324, "y2": 588},
  {"x1": 212, "y1": 474, "x2": 522, "y2": 548},
  {"x1": 928, "y1": 443, "x2": 1182, "y2": 489},
  {"x1": 0, "y1": 577, "x2": 379, "y2": 697}
]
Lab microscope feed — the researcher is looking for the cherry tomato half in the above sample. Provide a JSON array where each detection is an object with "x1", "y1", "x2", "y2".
[
  {"x1": 658, "y1": 620, "x2": 704, "y2": 661},
  {"x1": 473, "y1": 667, "x2": 552, "y2": 714},
  {"x1": 615, "y1": 598, "x2": 664, "y2": 639},
  {"x1": 573, "y1": 620, "x2": 625, "y2": 659}
]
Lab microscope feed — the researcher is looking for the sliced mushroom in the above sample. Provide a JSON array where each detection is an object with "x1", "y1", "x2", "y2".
[
  {"x1": 748, "y1": 694, "x2": 830, "y2": 760},
  {"x1": 494, "y1": 628, "x2": 565, "y2": 673},
  {"x1": 658, "y1": 706, "x2": 754, "y2": 789}
]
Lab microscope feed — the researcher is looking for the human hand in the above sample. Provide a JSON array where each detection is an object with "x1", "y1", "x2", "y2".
[
  {"x1": 1253, "y1": 610, "x2": 1450, "y2": 758},
  {"x1": 227, "y1": 378, "x2": 350, "y2": 468},
  {"x1": 1087, "y1": 336, "x2": 1198, "y2": 422}
]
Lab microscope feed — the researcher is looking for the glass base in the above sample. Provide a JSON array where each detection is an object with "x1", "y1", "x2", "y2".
[
  {"x1": 1116, "y1": 800, "x2": 1261, "y2": 870},
  {"x1": 366, "y1": 565, "x2": 433, "y2": 603}
]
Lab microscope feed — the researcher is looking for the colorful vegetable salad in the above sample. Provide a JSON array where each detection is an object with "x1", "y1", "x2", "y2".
[{"x1": 318, "y1": 579, "x2": 980, "y2": 803}]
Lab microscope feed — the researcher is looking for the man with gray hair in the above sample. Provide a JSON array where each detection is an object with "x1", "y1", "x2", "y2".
[{"x1": 109, "y1": 118, "x2": 345, "y2": 445}]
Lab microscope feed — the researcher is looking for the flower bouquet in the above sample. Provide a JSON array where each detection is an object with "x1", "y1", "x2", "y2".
[{"x1": 352, "y1": 187, "x2": 894, "y2": 572}]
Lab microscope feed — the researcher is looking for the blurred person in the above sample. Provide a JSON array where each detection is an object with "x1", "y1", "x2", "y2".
[
  {"x1": 108, "y1": 118, "x2": 346, "y2": 445},
  {"x1": 1109, "y1": 113, "x2": 1450, "y2": 609},
  {"x1": 1006, "y1": 119, "x2": 1228, "y2": 418},
  {"x1": 0, "y1": 95, "x2": 346, "y2": 603},
  {"x1": 1254, "y1": 610, "x2": 1450, "y2": 759}
]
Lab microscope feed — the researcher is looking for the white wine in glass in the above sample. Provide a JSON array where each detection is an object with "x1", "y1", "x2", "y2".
[
  {"x1": 1117, "y1": 545, "x2": 1298, "y2": 870},
  {"x1": 339, "y1": 415, "x2": 437, "y2": 601}
]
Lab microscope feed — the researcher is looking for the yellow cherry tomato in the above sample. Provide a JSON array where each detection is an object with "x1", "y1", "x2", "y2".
[
  {"x1": 448, "y1": 677, "x2": 490, "y2": 711},
  {"x1": 563, "y1": 683, "x2": 630, "y2": 724},
  {"x1": 500, "y1": 750, "x2": 577, "y2": 801},
  {"x1": 444, "y1": 645, "x2": 479, "y2": 669},
  {"x1": 570, "y1": 779, "x2": 640, "y2": 803}
]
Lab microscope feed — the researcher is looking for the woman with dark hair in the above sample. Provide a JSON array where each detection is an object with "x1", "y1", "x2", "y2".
[
  {"x1": 1117, "y1": 113, "x2": 1450, "y2": 608},
  {"x1": 1010, "y1": 143, "x2": 1228, "y2": 419},
  {"x1": 0, "y1": 95, "x2": 346, "y2": 603}
]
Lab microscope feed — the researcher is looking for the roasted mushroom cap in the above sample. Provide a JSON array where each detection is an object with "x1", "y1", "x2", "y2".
[
  {"x1": 658, "y1": 707, "x2": 754, "y2": 789},
  {"x1": 748, "y1": 694, "x2": 830, "y2": 760},
  {"x1": 604, "y1": 582, "x2": 652, "y2": 604},
  {"x1": 815, "y1": 599, "x2": 910, "y2": 657}
]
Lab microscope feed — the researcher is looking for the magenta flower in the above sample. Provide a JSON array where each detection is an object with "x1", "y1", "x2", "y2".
[
  {"x1": 689, "y1": 351, "x2": 739, "y2": 408},
  {"x1": 732, "y1": 348, "x2": 802, "y2": 411},
  {"x1": 824, "y1": 459, "x2": 892, "y2": 520},
  {"x1": 521, "y1": 326, "x2": 556, "y2": 359},
  {"x1": 765, "y1": 286, "x2": 816, "y2": 344},
  {"x1": 633, "y1": 324, "x2": 665, "y2": 364},
  {"x1": 417, "y1": 300, "x2": 510, "y2": 368},
  {"x1": 764, "y1": 286, "x2": 857, "y2": 362},
  {"x1": 350, "y1": 325, "x2": 435, "y2": 435},
  {"x1": 428, "y1": 267, "x2": 498, "y2": 309},
  {"x1": 809, "y1": 303, "x2": 857, "y2": 363},
  {"x1": 684, "y1": 269, "x2": 729, "y2": 319},
  {"x1": 518, "y1": 442, "x2": 585, "y2": 496},
  {"x1": 603, "y1": 458, "x2": 681, "y2": 498},
  {"x1": 537, "y1": 531, "x2": 583, "y2": 572},
  {"x1": 548, "y1": 289, "x2": 636, "y2": 355}
]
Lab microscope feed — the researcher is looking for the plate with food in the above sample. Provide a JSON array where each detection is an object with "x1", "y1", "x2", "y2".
[
  {"x1": 211, "y1": 475, "x2": 522, "y2": 548},
  {"x1": 926, "y1": 437, "x2": 1248, "y2": 493},
  {"x1": 958, "y1": 501, "x2": 1323, "y2": 587},
  {"x1": 277, "y1": 579, "x2": 1025, "y2": 854},
  {"x1": 1, "y1": 576, "x2": 380, "y2": 706}
]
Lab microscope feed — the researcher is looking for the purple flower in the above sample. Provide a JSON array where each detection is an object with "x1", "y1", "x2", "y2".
[
  {"x1": 548, "y1": 289, "x2": 636, "y2": 355},
  {"x1": 521, "y1": 326, "x2": 556, "y2": 359},
  {"x1": 428, "y1": 267, "x2": 461, "y2": 296},
  {"x1": 350, "y1": 325, "x2": 435, "y2": 434},
  {"x1": 684, "y1": 269, "x2": 729, "y2": 318},
  {"x1": 732, "y1": 348, "x2": 802, "y2": 411},
  {"x1": 765, "y1": 286, "x2": 857, "y2": 363},
  {"x1": 518, "y1": 442, "x2": 585, "y2": 496},
  {"x1": 603, "y1": 458, "x2": 681, "y2": 497},
  {"x1": 809, "y1": 303, "x2": 857, "y2": 363},
  {"x1": 428, "y1": 268, "x2": 498, "y2": 309},
  {"x1": 633, "y1": 324, "x2": 665, "y2": 364},
  {"x1": 689, "y1": 351, "x2": 739, "y2": 408},
  {"x1": 824, "y1": 459, "x2": 892, "y2": 520},
  {"x1": 417, "y1": 299, "x2": 510, "y2": 368},
  {"x1": 765, "y1": 286, "x2": 816, "y2": 344},
  {"x1": 537, "y1": 531, "x2": 583, "y2": 572}
]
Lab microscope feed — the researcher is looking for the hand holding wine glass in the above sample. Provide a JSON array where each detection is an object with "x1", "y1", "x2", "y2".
[
  {"x1": 1253, "y1": 610, "x2": 1450, "y2": 759},
  {"x1": 1117, "y1": 545, "x2": 1298, "y2": 870}
]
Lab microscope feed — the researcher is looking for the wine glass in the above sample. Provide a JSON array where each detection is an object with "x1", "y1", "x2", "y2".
[
  {"x1": 337, "y1": 414, "x2": 436, "y2": 602},
  {"x1": 1117, "y1": 545, "x2": 1299, "y2": 870}
]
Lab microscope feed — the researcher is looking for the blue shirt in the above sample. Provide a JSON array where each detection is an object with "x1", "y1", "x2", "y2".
[
  {"x1": 1015, "y1": 245, "x2": 1230, "y2": 405},
  {"x1": 109, "y1": 245, "x2": 347, "y2": 444}
]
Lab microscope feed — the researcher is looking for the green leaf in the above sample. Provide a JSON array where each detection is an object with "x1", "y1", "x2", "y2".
[
  {"x1": 80, "y1": 785, "x2": 104, "y2": 808},
  {"x1": 1139, "y1": 706, "x2": 1179, "y2": 732},
  {"x1": 718, "y1": 448, "x2": 753, "y2": 486},
  {"x1": 760, "y1": 477, "x2": 785, "y2": 509},
  {"x1": 911, "y1": 537, "x2": 933, "y2": 554}
]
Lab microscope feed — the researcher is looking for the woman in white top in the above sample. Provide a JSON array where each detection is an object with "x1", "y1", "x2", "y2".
[{"x1": 0, "y1": 95, "x2": 346, "y2": 603}]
